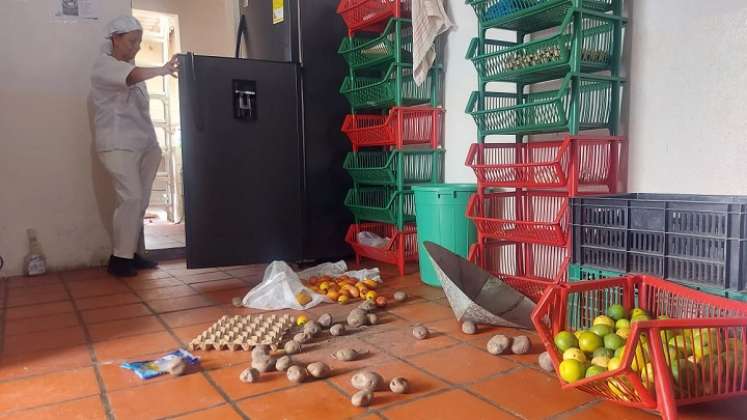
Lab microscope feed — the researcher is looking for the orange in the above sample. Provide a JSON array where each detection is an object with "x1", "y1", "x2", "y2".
[
  {"x1": 363, "y1": 279, "x2": 379, "y2": 289},
  {"x1": 338, "y1": 295, "x2": 350, "y2": 305},
  {"x1": 326, "y1": 290, "x2": 340, "y2": 301},
  {"x1": 365, "y1": 291, "x2": 378, "y2": 301}
]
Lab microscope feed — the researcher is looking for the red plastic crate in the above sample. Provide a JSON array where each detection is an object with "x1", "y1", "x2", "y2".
[
  {"x1": 532, "y1": 275, "x2": 747, "y2": 420},
  {"x1": 341, "y1": 107, "x2": 442, "y2": 151},
  {"x1": 345, "y1": 222, "x2": 418, "y2": 276},
  {"x1": 465, "y1": 135, "x2": 623, "y2": 196},
  {"x1": 337, "y1": 0, "x2": 411, "y2": 34},
  {"x1": 468, "y1": 238, "x2": 568, "y2": 302},
  {"x1": 466, "y1": 190, "x2": 569, "y2": 246}
]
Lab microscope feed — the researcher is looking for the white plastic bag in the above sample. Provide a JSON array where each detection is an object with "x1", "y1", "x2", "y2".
[
  {"x1": 357, "y1": 231, "x2": 389, "y2": 248},
  {"x1": 242, "y1": 261, "x2": 329, "y2": 310},
  {"x1": 297, "y1": 260, "x2": 382, "y2": 283}
]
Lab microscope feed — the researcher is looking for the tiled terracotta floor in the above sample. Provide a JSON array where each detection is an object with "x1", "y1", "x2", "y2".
[{"x1": 0, "y1": 260, "x2": 745, "y2": 419}]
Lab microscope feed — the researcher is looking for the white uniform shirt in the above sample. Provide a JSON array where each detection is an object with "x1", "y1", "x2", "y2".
[{"x1": 91, "y1": 54, "x2": 158, "y2": 152}]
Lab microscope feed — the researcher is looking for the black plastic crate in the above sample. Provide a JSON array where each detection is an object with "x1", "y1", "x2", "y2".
[{"x1": 571, "y1": 194, "x2": 747, "y2": 291}]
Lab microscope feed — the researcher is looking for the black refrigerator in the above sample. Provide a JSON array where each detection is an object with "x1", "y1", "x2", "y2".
[{"x1": 178, "y1": 0, "x2": 351, "y2": 268}]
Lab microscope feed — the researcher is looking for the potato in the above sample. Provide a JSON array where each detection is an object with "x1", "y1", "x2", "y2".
[
  {"x1": 293, "y1": 332, "x2": 312, "y2": 344},
  {"x1": 231, "y1": 297, "x2": 243, "y2": 308},
  {"x1": 358, "y1": 300, "x2": 377, "y2": 312},
  {"x1": 303, "y1": 321, "x2": 322, "y2": 336},
  {"x1": 275, "y1": 355, "x2": 293, "y2": 372},
  {"x1": 367, "y1": 313, "x2": 378, "y2": 325},
  {"x1": 351, "y1": 390, "x2": 373, "y2": 407},
  {"x1": 251, "y1": 354, "x2": 275, "y2": 373},
  {"x1": 239, "y1": 367, "x2": 260, "y2": 383},
  {"x1": 538, "y1": 351, "x2": 554, "y2": 373},
  {"x1": 286, "y1": 365, "x2": 308, "y2": 384},
  {"x1": 329, "y1": 323, "x2": 345, "y2": 336},
  {"x1": 511, "y1": 335, "x2": 531, "y2": 355},
  {"x1": 412, "y1": 326, "x2": 429, "y2": 340},
  {"x1": 330, "y1": 348, "x2": 365, "y2": 362},
  {"x1": 461, "y1": 321, "x2": 477, "y2": 335},
  {"x1": 486, "y1": 335, "x2": 511, "y2": 355},
  {"x1": 251, "y1": 344, "x2": 270, "y2": 359},
  {"x1": 351, "y1": 370, "x2": 383, "y2": 391},
  {"x1": 347, "y1": 308, "x2": 368, "y2": 328},
  {"x1": 284, "y1": 340, "x2": 302, "y2": 355},
  {"x1": 318, "y1": 313, "x2": 333, "y2": 328},
  {"x1": 393, "y1": 291, "x2": 407, "y2": 302},
  {"x1": 389, "y1": 377, "x2": 409, "y2": 393},
  {"x1": 307, "y1": 362, "x2": 331, "y2": 379}
]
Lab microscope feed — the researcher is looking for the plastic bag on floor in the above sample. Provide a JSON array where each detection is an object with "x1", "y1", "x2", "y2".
[
  {"x1": 357, "y1": 231, "x2": 389, "y2": 248},
  {"x1": 297, "y1": 260, "x2": 382, "y2": 283},
  {"x1": 242, "y1": 261, "x2": 330, "y2": 310}
]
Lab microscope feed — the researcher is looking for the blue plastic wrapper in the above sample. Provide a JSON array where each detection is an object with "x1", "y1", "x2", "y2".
[{"x1": 121, "y1": 349, "x2": 200, "y2": 380}]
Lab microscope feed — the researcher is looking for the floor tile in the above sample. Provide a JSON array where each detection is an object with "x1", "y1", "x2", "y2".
[
  {"x1": 0, "y1": 367, "x2": 100, "y2": 413},
  {"x1": 385, "y1": 302, "x2": 456, "y2": 324},
  {"x1": 328, "y1": 360, "x2": 448, "y2": 408},
  {"x1": 361, "y1": 327, "x2": 460, "y2": 358},
  {"x1": 125, "y1": 277, "x2": 184, "y2": 290},
  {"x1": 86, "y1": 315, "x2": 166, "y2": 342},
  {"x1": 171, "y1": 322, "x2": 214, "y2": 344},
  {"x1": 5, "y1": 283, "x2": 66, "y2": 298},
  {"x1": 202, "y1": 288, "x2": 252, "y2": 305},
  {"x1": 0, "y1": 345, "x2": 93, "y2": 381},
  {"x1": 160, "y1": 307, "x2": 227, "y2": 328},
  {"x1": 382, "y1": 389, "x2": 516, "y2": 420},
  {"x1": 60, "y1": 268, "x2": 112, "y2": 282},
  {"x1": 408, "y1": 344, "x2": 518, "y2": 385},
  {"x1": 4, "y1": 311, "x2": 80, "y2": 336},
  {"x1": 74, "y1": 292, "x2": 142, "y2": 311},
  {"x1": 171, "y1": 404, "x2": 243, "y2": 420},
  {"x1": 206, "y1": 362, "x2": 294, "y2": 400},
  {"x1": 290, "y1": 336, "x2": 395, "y2": 372},
  {"x1": 6, "y1": 273, "x2": 62, "y2": 289},
  {"x1": 81, "y1": 303, "x2": 152, "y2": 324},
  {"x1": 469, "y1": 367, "x2": 595, "y2": 419},
  {"x1": 223, "y1": 267, "x2": 259, "y2": 278},
  {"x1": 236, "y1": 380, "x2": 365, "y2": 420},
  {"x1": 136, "y1": 285, "x2": 197, "y2": 301},
  {"x1": 177, "y1": 272, "x2": 232, "y2": 284},
  {"x1": 3, "y1": 325, "x2": 87, "y2": 356},
  {"x1": 147, "y1": 295, "x2": 215, "y2": 313},
  {"x1": 465, "y1": 327, "x2": 540, "y2": 365},
  {"x1": 0, "y1": 395, "x2": 105, "y2": 420},
  {"x1": 130, "y1": 270, "x2": 173, "y2": 280},
  {"x1": 187, "y1": 349, "x2": 251, "y2": 371},
  {"x1": 679, "y1": 396, "x2": 747, "y2": 419},
  {"x1": 565, "y1": 401, "x2": 658, "y2": 420},
  {"x1": 108, "y1": 373, "x2": 224, "y2": 419},
  {"x1": 189, "y1": 278, "x2": 247, "y2": 293},
  {"x1": 93, "y1": 331, "x2": 180, "y2": 362},
  {"x1": 5, "y1": 290, "x2": 69, "y2": 307},
  {"x1": 67, "y1": 280, "x2": 130, "y2": 299},
  {"x1": 4, "y1": 301, "x2": 75, "y2": 320}
]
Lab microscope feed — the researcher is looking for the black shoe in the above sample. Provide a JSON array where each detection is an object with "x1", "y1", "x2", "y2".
[
  {"x1": 133, "y1": 254, "x2": 159, "y2": 269},
  {"x1": 107, "y1": 255, "x2": 137, "y2": 277}
]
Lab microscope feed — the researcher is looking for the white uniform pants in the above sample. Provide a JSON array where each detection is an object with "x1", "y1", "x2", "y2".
[{"x1": 99, "y1": 147, "x2": 162, "y2": 259}]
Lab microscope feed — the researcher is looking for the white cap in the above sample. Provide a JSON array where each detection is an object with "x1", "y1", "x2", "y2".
[{"x1": 105, "y1": 15, "x2": 143, "y2": 39}]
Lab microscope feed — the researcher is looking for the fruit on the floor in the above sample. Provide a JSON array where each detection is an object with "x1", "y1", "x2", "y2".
[
  {"x1": 559, "y1": 359, "x2": 585, "y2": 383},
  {"x1": 275, "y1": 355, "x2": 293, "y2": 372},
  {"x1": 347, "y1": 308, "x2": 368, "y2": 328},
  {"x1": 375, "y1": 296, "x2": 388, "y2": 308},
  {"x1": 303, "y1": 321, "x2": 322, "y2": 336},
  {"x1": 318, "y1": 313, "x2": 333, "y2": 328},
  {"x1": 390, "y1": 377, "x2": 409, "y2": 394},
  {"x1": 331, "y1": 348, "x2": 365, "y2": 362},
  {"x1": 461, "y1": 321, "x2": 477, "y2": 335},
  {"x1": 393, "y1": 290, "x2": 408, "y2": 302},
  {"x1": 351, "y1": 390, "x2": 373, "y2": 407},
  {"x1": 607, "y1": 304, "x2": 628, "y2": 321},
  {"x1": 363, "y1": 278, "x2": 379, "y2": 289},
  {"x1": 578, "y1": 331, "x2": 603, "y2": 353},
  {"x1": 538, "y1": 351, "x2": 554, "y2": 372},
  {"x1": 338, "y1": 295, "x2": 351, "y2": 304},
  {"x1": 554, "y1": 331, "x2": 578, "y2": 352},
  {"x1": 563, "y1": 348, "x2": 587, "y2": 363},
  {"x1": 585, "y1": 365, "x2": 606, "y2": 378},
  {"x1": 296, "y1": 315, "x2": 309, "y2": 326},
  {"x1": 604, "y1": 333, "x2": 625, "y2": 350},
  {"x1": 327, "y1": 290, "x2": 340, "y2": 301},
  {"x1": 287, "y1": 365, "x2": 308, "y2": 383},
  {"x1": 412, "y1": 325, "x2": 429, "y2": 340},
  {"x1": 330, "y1": 323, "x2": 345, "y2": 336},
  {"x1": 232, "y1": 297, "x2": 243, "y2": 307},
  {"x1": 294, "y1": 332, "x2": 312, "y2": 344},
  {"x1": 239, "y1": 367, "x2": 260, "y2": 383},
  {"x1": 367, "y1": 313, "x2": 378, "y2": 325},
  {"x1": 352, "y1": 370, "x2": 384, "y2": 391},
  {"x1": 295, "y1": 290, "x2": 312, "y2": 306},
  {"x1": 365, "y1": 291, "x2": 378, "y2": 301},
  {"x1": 284, "y1": 340, "x2": 302, "y2": 355},
  {"x1": 307, "y1": 362, "x2": 331, "y2": 379},
  {"x1": 511, "y1": 335, "x2": 531, "y2": 354},
  {"x1": 251, "y1": 354, "x2": 275, "y2": 373},
  {"x1": 593, "y1": 315, "x2": 616, "y2": 329},
  {"x1": 487, "y1": 334, "x2": 511, "y2": 355},
  {"x1": 590, "y1": 324, "x2": 612, "y2": 337}
]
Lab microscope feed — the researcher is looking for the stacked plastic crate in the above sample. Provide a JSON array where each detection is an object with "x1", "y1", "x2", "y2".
[
  {"x1": 336, "y1": 0, "x2": 445, "y2": 275},
  {"x1": 463, "y1": 0, "x2": 626, "y2": 302}
]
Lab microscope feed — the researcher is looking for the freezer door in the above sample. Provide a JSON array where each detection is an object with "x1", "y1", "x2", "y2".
[
  {"x1": 179, "y1": 54, "x2": 303, "y2": 268},
  {"x1": 240, "y1": 0, "x2": 299, "y2": 62}
]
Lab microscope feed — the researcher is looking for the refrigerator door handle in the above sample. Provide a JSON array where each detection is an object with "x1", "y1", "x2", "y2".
[{"x1": 183, "y1": 52, "x2": 204, "y2": 132}]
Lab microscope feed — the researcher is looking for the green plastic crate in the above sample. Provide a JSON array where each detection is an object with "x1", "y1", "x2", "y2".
[
  {"x1": 466, "y1": 73, "x2": 620, "y2": 136},
  {"x1": 338, "y1": 19, "x2": 413, "y2": 71},
  {"x1": 466, "y1": 0, "x2": 615, "y2": 33},
  {"x1": 343, "y1": 149, "x2": 445, "y2": 188},
  {"x1": 466, "y1": 11, "x2": 618, "y2": 84},
  {"x1": 340, "y1": 64, "x2": 441, "y2": 110},
  {"x1": 344, "y1": 187, "x2": 415, "y2": 229}
]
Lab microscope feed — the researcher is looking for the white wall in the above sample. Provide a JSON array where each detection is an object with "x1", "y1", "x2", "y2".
[{"x1": 0, "y1": 1, "x2": 131, "y2": 276}]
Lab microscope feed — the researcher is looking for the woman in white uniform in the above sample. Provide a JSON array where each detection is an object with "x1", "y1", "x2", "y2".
[{"x1": 91, "y1": 16, "x2": 179, "y2": 276}]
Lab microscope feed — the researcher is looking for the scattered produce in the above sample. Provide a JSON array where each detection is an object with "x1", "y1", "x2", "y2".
[
  {"x1": 318, "y1": 313, "x2": 333, "y2": 328},
  {"x1": 239, "y1": 367, "x2": 260, "y2": 383},
  {"x1": 286, "y1": 365, "x2": 308, "y2": 383},
  {"x1": 375, "y1": 296, "x2": 387, "y2": 308},
  {"x1": 293, "y1": 332, "x2": 312, "y2": 344},
  {"x1": 303, "y1": 321, "x2": 321, "y2": 336},
  {"x1": 307, "y1": 362, "x2": 331, "y2": 379},
  {"x1": 393, "y1": 291, "x2": 407, "y2": 302},
  {"x1": 251, "y1": 354, "x2": 275, "y2": 373},
  {"x1": 338, "y1": 295, "x2": 350, "y2": 305},
  {"x1": 284, "y1": 340, "x2": 302, "y2": 355},
  {"x1": 351, "y1": 370, "x2": 384, "y2": 391},
  {"x1": 231, "y1": 297, "x2": 243, "y2": 308},
  {"x1": 296, "y1": 315, "x2": 309, "y2": 326},
  {"x1": 275, "y1": 355, "x2": 293, "y2": 372},
  {"x1": 331, "y1": 348, "x2": 366, "y2": 362},
  {"x1": 389, "y1": 377, "x2": 409, "y2": 394},
  {"x1": 330, "y1": 323, "x2": 345, "y2": 336},
  {"x1": 365, "y1": 291, "x2": 378, "y2": 301},
  {"x1": 538, "y1": 351, "x2": 554, "y2": 372},
  {"x1": 487, "y1": 335, "x2": 511, "y2": 355},
  {"x1": 351, "y1": 390, "x2": 373, "y2": 407},
  {"x1": 251, "y1": 344, "x2": 270, "y2": 359},
  {"x1": 358, "y1": 300, "x2": 377, "y2": 312},
  {"x1": 462, "y1": 321, "x2": 477, "y2": 335},
  {"x1": 347, "y1": 308, "x2": 368, "y2": 328},
  {"x1": 367, "y1": 313, "x2": 378, "y2": 325},
  {"x1": 511, "y1": 335, "x2": 531, "y2": 355},
  {"x1": 412, "y1": 326, "x2": 429, "y2": 340},
  {"x1": 295, "y1": 290, "x2": 312, "y2": 306}
]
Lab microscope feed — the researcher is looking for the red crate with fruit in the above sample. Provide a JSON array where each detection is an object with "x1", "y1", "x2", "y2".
[{"x1": 532, "y1": 275, "x2": 747, "y2": 419}]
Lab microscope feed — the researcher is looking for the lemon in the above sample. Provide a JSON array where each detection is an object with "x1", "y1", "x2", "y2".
[
  {"x1": 591, "y1": 355, "x2": 610, "y2": 368},
  {"x1": 614, "y1": 347, "x2": 625, "y2": 359},
  {"x1": 615, "y1": 318, "x2": 631, "y2": 330},
  {"x1": 554, "y1": 331, "x2": 578, "y2": 352},
  {"x1": 563, "y1": 348, "x2": 587, "y2": 363},
  {"x1": 616, "y1": 327, "x2": 631, "y2": 339},
  {"x1": 559, "y1": 359, "x2": 585, "y2": 383},
  {"x1": 631, "y1": 314, "x2": 651, "y2": 323},
  {"x1": 295, "y1": 315, "x2": 309, "y2": 326},
  {"x1": 593, "y1": 315, "x2": 616, "y2": 329},
  {"x1": 585, "y1": 365, "x2": 607, "y2": 378},
  {"x1": 590, "y1": 324, "x2": 612, "y2": 337},
  {"x1": 593, "y1": 348, "x2": 614, "y2": 359},
  {"x1": 631, "y1": 308, "x2": 648, "y2": 318},
  {"x1": 607, "y1": 356, "x2": 623, "y2": 371},
  {"x1": 578, "y1": 331, "x2": 603, "y2": 353}
]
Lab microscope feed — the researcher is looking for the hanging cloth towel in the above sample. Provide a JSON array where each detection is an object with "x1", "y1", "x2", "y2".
[{"x1": 412, "y1": 0, "x2": 453, "y2": 86}]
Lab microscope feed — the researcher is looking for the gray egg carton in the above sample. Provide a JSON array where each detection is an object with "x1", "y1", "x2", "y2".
[{"x1": 187, "y1": 313, "x2": 294, "y2": 351}]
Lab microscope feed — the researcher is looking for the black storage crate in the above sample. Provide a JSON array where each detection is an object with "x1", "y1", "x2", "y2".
[{"x1": 571, "y1": 194, "x2": 747, "y2": 291}]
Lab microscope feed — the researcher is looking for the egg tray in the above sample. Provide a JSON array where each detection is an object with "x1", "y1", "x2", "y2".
[{"x1": 187, "y1": 313, "x2": 295, "y2": 352}]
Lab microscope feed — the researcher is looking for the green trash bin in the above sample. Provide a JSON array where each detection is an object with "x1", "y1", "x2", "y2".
[{"x1": 412, "y1": 184, "x2": 478, "y2": 287}]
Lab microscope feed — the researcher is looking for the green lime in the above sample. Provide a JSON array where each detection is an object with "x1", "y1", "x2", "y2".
[
  {"x1": 607, "y1": 304, "x2": 628, "y2": 321},
  {"x1": 585, "y1": 365, "x2": 607, "y2": 378},
  {"x1": 593, "y1": 348, "x2": 614, "y2": 359},
  {"x1": 590, "y1": 324, "x2": 613, "y2": 337},
  {"x1": 604, "y1": 333, "x2": 626, "y2": 350},
  {"x1": 578, "y1": 331, "x2": 604, "y2": 353},
  {"x1": 614, "y1": 347, "x2": 625, "y2": 359},
  {"x1": 615, "y1": 318, "x2": 631, "y2": 330},
  {"x1": 559, "y1": 359, "x2": 585, "y2": 383},
  {"x1": 554, "y1": 331, "x2": 578, "y2": 353}
]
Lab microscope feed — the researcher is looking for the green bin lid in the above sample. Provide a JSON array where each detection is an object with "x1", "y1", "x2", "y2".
[{"x1": 412, "y1": 183, "x2": 477, "y2": 193}]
